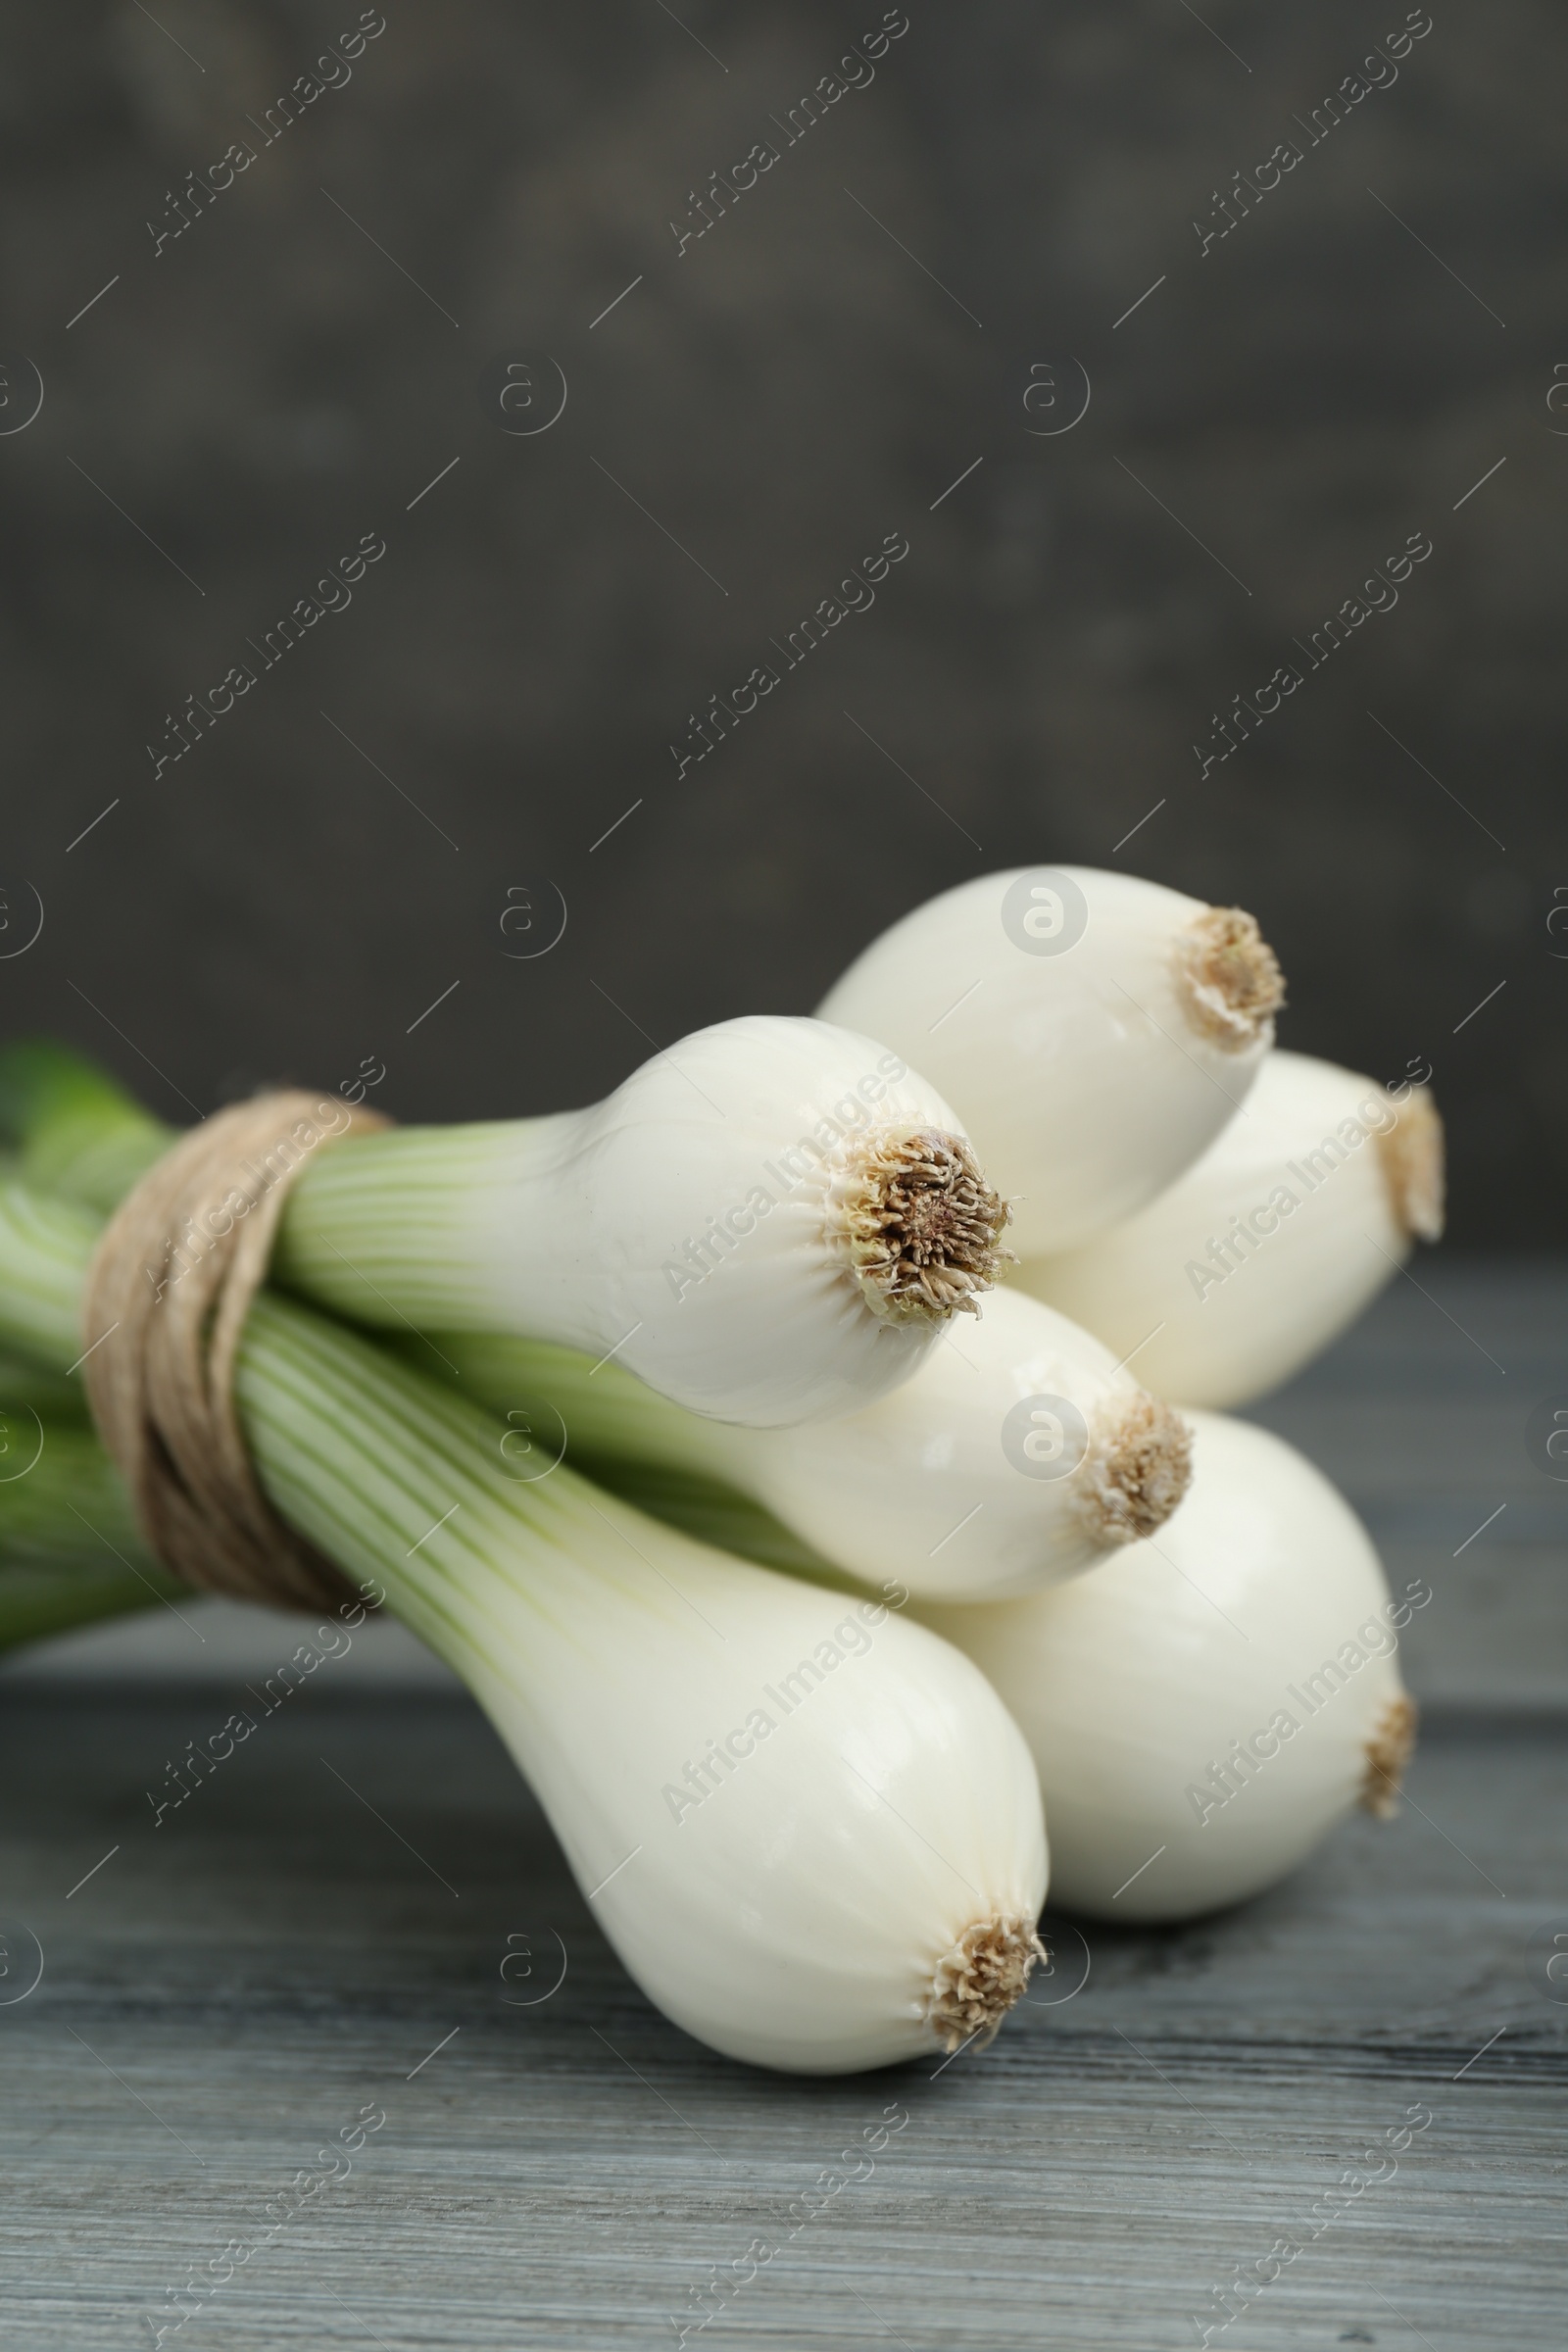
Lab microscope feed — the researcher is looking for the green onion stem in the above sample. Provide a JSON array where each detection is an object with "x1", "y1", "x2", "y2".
[
  {"x1": 0, "y1": 1421, "x2": 182, "y2": 1653},
  {"x1": 0, "y1": 1174, "x2": 767, "y2": 1702}
]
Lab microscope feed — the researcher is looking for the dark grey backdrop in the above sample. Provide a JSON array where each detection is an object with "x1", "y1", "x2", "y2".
[{"x1": 4, "y1": 1, "x2": 1563, "y2": 1241}]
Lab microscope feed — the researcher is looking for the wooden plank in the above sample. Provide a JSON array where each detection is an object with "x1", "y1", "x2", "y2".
[
  {"x1": 1243, "y1": 1259, "x2": 1568, "y2": 1713},
  {"x1": 3, "y1": 1263, "x2": 1564, "y2": 2346},
  {"x1": 3, "y1": 1688, "x2": 1564, "y2": 2350}
]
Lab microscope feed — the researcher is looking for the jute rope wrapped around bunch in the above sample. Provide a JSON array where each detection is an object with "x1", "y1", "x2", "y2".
[{"x1": 80, "y1": 1092, "x2": 389, "y2": 1611}]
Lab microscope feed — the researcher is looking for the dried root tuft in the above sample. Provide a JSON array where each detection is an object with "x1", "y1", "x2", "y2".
[
  {"x1": 926, "y1": 1915, "x2": 1048, "y2": 2052},
  {"x1": 830, "y1": 1128, "x2": 1013, "y2": 1324},
  {"x1": 1077, "y1": 1393, "x2": 1194, "y2": 1544},
  {"x1": 1377, "y1": 1087, "x2": 1446, "y2": 1244},
  {"x1": 1360, "y1": 1694, "x2": 1419, "y2": 1818},
  {"x1": 1174, "y1": 906, "x2": 1286, "y2": 1051}
]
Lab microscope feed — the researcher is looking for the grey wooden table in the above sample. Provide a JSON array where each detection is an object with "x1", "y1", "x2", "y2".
[{"x1": 3, "y1": 1262, "x2": 1565, "y2": 2351}]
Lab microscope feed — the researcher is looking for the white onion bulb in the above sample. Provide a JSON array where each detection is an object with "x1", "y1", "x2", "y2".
[
  {"x1": 247, "y1": 1304, "x2": 1054, "y2": 2075},
  {"x1": 817, "y1": 866, "x2": 1285, "y2": 1256},
  {"x1": 468, "y1": 1554, "x2": 1052, "y2": 2074},
  {"x1": 438, "y1": 1286, "x2": 1192, "y2": 1603},
  {"x1": 921, "y1": 1412, "x2": 1418, "y2": 1923},
  {"x1": 275, "y1": 1016, "x2": 1011, "y2": 1428},
  {"x1": 1016, "y1": 1052, "x2": 1444, "y2": 1406}
]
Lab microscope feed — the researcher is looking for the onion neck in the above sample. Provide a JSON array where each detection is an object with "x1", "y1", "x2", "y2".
[{"x1": 271, "y1": 1114, "x2": 594, "y2": 1338}]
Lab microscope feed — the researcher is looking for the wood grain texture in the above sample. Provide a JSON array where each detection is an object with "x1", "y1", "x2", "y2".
[
  {"x1": 2, "y1": 1263, "x2": 1564, "y2": 2347},
  {"x1": 2, "y1": 1690, "x2": 1564, "y2": 2351},
  {"x1": 1242, "y1": 1261, "x2": 1568, "y2": 1711}
]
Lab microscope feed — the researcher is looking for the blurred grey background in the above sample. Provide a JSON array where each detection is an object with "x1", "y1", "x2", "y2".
[{"x1": 3, "y1": 0, "x2": 1563, "y2": 1242}]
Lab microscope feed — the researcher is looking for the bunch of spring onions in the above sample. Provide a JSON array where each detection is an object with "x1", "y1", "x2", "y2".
[{"x1": 0, "y1": 862, "x2": 1438, "y2": 2067}]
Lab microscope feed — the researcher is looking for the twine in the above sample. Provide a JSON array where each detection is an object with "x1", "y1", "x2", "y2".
[{"x1": 80, "y1": 1091, "x2": 389, "y2": 1611}]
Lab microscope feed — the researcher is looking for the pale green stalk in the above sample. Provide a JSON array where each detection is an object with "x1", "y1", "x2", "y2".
[
  {"x1": 0, "y1": 1421, "x2": 182, "y2": 1652},
  {"x1": 0, "y1": 1175, "x2": 721, "y2": 1701},
  {"x1": 386, "y1": 1329, "x2": 844, "y2": 1578}
]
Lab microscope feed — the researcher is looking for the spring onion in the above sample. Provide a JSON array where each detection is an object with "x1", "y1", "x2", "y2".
[
  {"x1": 1, "y1": 1024, "x2": 1011, "y2": 1430},
  {"x1": 922, "y1": 1411, "x2": 1416, "y2": 1923},
  {"x1": 1015, "y1": 1052, "x2": 1444, "y2": 1406},
  {"x1": 818, "y1": 866, "x2": 1285, "y2": 1256},
  {"x1": 0, "y1": 1175, "x2": 1049, "y2": 2072},
  {"x1": 418, "y1": 1284, "x2": 1192, "y2": 1602}
]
